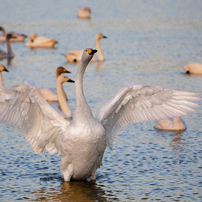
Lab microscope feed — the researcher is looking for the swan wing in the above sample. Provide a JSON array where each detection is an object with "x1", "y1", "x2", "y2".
[
  {"x1": 99, "y1": 85, "x2": 201, "y2": 149},
  {"x1": 0, "y1": 85, "x2": 70, "y2": 155}
]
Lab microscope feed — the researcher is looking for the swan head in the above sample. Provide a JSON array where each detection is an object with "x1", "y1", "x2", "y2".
[
  {"x1": 81, "y1": 48, "x2": 97, "y2": 63},
  {"x1": 56, "y1": 66, "x2": 71, "y2": 78},
  {"x1": 96, "y1": 33, "x2": 107, "y2": 40},
  {"x1": 0, "y1": 26, "x2": 5, "y2": 33},
  {"x1": 6, "y1": 33, "x2": 16, "y2": 40},
  {"x1": 83, "y1": 7, "x2": 91, "y2": 13},
  {"x1": 57, "y1": 75, "x2": 74, "y2": 84},
  {"x1": 0, "y1": 64, "x2": 9, "y2": 72},
  {"x1": 29, "y1": 33, "x2": 37, "y2": 42}
]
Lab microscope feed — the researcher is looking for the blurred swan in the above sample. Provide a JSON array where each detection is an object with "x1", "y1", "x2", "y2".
[
  {"x1": 0, "y1": 64, "x2": 9, "y2": 86},
  {"x1": 39, "y1": 67, "x2": 71, "y2": 101},
  {"x1": 183, "y1": 63, "x2": 202, "y2": 74},
  {"x1": 0, "y1": 48, "x2": 201, "y2": 182},
  {"x1": 154, "y1": 117, "x2": 187, "y2": 131},
  {"x1": 26, "y1": 33, "x2": 58, "y2": 48},
  {"x1": 0, "y1": 26, "x2": 27, "y2": 42},
  {"x1": 62, "y1": 33, "x2": 107, "y2": 62},
  {"x1": 0, "y1": 34, "x2": 15, "y2": 59},
  {"x1": 77, "y1": 7, "x2": 91, "y2": 19}
]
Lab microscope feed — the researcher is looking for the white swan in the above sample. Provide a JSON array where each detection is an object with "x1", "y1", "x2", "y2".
[
  {"x1": 154, "y1": 117, "x2": 187, "y2": 131},
  {"x1": 62, "y1": 33, "x2": 107, "y2": 62},
  {"x1": 39, "y1": 67, "x2": 71, "y2": 101},
  {"x1": 0, "y1": 64, "x2": 9, "y2": 86},
  {"x1": 0, "y1": 48, "x2": 201, "y2": 182},
  {"x1": 0, "y1": 34, "x2": 14, "y2": 59},
  {"x1": 183, "y1": 63, "x2": 202, "y2": 74},
  {"x1": 77, "y1": 7, "x2": 91, "y2": 19},
  {"x1": 0, "y1": 26, "x2": 27, "y2": 42},
  {"x1": 26, "y1": 33, "x2": 58, "y2": 48}
]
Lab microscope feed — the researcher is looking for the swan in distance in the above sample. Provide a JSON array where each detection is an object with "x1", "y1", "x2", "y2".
[
  {"x1": 0, "y1": 26, "x2": 27, "y2": 42},
  {"x1": 39, "y1": 67, "x2": 70, "y2": 101},
  {"x1": 183, "y1": 63, "x2": 202, "y2": 74},
  {"x1": 62, "y1": 33, "x2": 107, "y2": 62},
  {"x1": 26, "y1": 33, "x2": 58, "y2": 48},
  {"x1": 0, "y1": 64, "x2": 9, "y2": 86},
  {"x1": 0, "y1": 48, "x2": 201, "y2": 182},
  {"x1": 154, "y1": 117, "x2": 187, "y2": 131},
  {"x1": 77, "y1": 7, "x2": 91, "y2": 19},
  {"x1": 0, "y1": 34, "x2": 15, "y2": 59}
]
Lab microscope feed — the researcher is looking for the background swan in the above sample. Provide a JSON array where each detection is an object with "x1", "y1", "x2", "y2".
[
  {"x1": 183, "y1": 63, "x2": 202, "y2": 74},
  {"x1": 154, "y1": 117, "x2": 187, "y2": 131},
  {"x1": 0, "y1": 34, "x2": 15, "y2": 59},
  {"x1": 0, "y1": 64, "x2": 8, "y2": 86},
  {"x1": 0, "y1": 26, "x2": 27, "y2": 42},
  {"x1": 62, "y1": 33, "x2": 107, "y2": 62},
  {"x1": 39, "y1": 66, "x2": 71, "y2": 101},
  {"x1": 0, "y1": 48, "x2": 201, "y2": 182},
  {"x1": 77, "y1": 7, "x2": 91, "y2": 19},
  {"x1": 26, "y1": 33, "x2": 58, "y2": 48}
]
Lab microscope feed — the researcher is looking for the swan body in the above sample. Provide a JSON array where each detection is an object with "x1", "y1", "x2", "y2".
[
  {"x1": 0, "y1": 34, "x2": 15, "y2": 59},
  {"x1": 62, "y1": 33, "x2": 107, "y2": 62},
  {"x1": 0, "y1": 48, "x2": 201, "y2": 181},
  {"x1": 39, "y1": 67, "x2": 70, "y2": 101},
  {"x1": 154, "y1": 117, "x2": 187, "y2": 131},
  {"x1": 0, "y1": 64, "x2": 9, "y2": 86},
  {"x1": 26, "y1": 33, "x2": 58, "y2": 48},
  {"x1": 0, "y1": 26, "x2": 27, "y2": 42},
  {"x1": 183, "y1": 63, "x2": 202, "y2": 74},
  {"x1": 77, "y1": 7, "x2": 91, "y2": 19}
]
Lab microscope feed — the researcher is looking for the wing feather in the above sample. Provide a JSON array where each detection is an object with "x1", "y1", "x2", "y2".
[
  {"x1": 0, "y1": 85, "x2": 69, "y2": 155},
  {"x1": 99, "y1": 85, "x2": 201, "y2": 149}
]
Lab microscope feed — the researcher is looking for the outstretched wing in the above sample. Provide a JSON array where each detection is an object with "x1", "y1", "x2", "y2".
[
  {"x1": 0, "y1": 85, "x2": 70, "y2": 155},
  {"x1": 99, "y1": 85, "x2": 201, "y2": 149}
]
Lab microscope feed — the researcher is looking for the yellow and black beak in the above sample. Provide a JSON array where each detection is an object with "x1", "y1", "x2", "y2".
[
  {"x1": 65, "y1": 77, "x2": 74, "y2": 83},
  {"x1": 3, "y1": 67, "x2": 9, "y2": 72}
]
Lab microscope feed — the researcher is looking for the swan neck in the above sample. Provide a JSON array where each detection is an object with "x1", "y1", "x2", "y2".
[
  {"x1": 56, "y1": 80, "x2": 72, "y2": 118},
  {"x1": 6, "y1": 38, "x2": 14, "y2": 58},
  {"x1": 74, "y1": 59, "x2": 93, "y2": 120},
  {"x1": 0, "y1": 72, "x2": 3, "y2": 86},
  {"x1": 95, "y1": 37, "x2": 104, "y2": 61}
]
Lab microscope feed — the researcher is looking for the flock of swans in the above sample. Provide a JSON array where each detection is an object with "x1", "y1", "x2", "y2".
[{"x1": 0, "y1": 8, "x2": 202, "y2": 181}]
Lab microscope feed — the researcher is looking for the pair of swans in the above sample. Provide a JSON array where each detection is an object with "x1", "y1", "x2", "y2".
[
  {"x1": 0, "y1": 48, "x2": 201, "y2": 182},
  {"x1": 77, "y1": 7, "x2": 91, "y2": 19},
  {"x1": 26, "y1": 33, "x2": 58, "y2": 48},
  {"x1": 0, "y1": 26, "x2": 27, "y2": 42},
  {"x1": 0, "y1": 34, "x2": 15, "y2": 59},
  {"x1": 62, "y1": 33, "x2": 107, "y2": 62}
]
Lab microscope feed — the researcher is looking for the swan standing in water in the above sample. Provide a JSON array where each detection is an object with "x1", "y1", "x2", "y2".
[
  {"x1": 0, "y1": 34, "x2": 15, "y2": 59},
  {"x1": 0, "y1": 26, "x2": 27, "y2": 42},
  {"x1": 39, "y1": 67, "x2": 71, "y2": 101},
  {"x1": 0, "y1": 64, "x2": 9, "y2": 86},
  {"x1": 62, "y1": 33, "x2": 107, "y2": 62},
  {"x1": 154, "y1": 117, "x2": 187, "y2": 131},
  {"x1": 183, "y1": 63, "x2": 202, "y2": 74},
  {"x1": 0, "y1": 48, "x2": 201, "y2": 181},
  {"x1": 26, "y1": 33, "x2": 58, "y2": 48},
  {"x1": 77, "y1": 7, "x2": 91, "y2": 19}
]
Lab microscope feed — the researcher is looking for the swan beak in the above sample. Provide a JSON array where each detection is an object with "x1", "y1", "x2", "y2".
[
  {"x1": 103, "y1": 35, "x2": 107, "y2": 38},
  {"x1": 89, "y1": 49, "x2": 97, "y2": 55},
  {"x1": 3, "y1": 67, "x2": 9, "y2": 72},
  {"x1": 66, "y1": 77, "x2": 75, "y2": 83},
  {"x1": 65, "y1": 70, "x2": 71, "y2": 74}
]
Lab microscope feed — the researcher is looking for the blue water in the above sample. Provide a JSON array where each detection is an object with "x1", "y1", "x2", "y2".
[{"x1": 0, "y1": 0, "x2": 202, "y2": 201}]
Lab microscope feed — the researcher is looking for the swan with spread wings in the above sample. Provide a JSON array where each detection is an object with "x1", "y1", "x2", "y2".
[{"x1": 0, "y1": 48, "x2": 201, "y2": 181}]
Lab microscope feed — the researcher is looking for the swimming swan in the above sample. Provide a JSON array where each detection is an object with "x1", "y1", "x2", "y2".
[
  {"x1": 0, "y1": 26, "x2": 27, "y2": 42},
  {"x1": 154, "y1": 117, "x2": 187, "y2": 131},
  {"x1": 0, "y1": 34, "x2": 15, "y2": 59},
  {"x1": 77, "y1": 7, "x2": 91, "y2": 19},
  {"x1": 183, "y1": 63, "x2": 202, "y2": 74},
  {"x1": 0, "y1": 48, "x2": 201, "y2": 182},
  {"x1": 39, "y1": 67, "x2": 71, "y2": 101},
  {"x1": 0, "y1": 64, "x2": 9, "y2": 86},
  {"x1": 26, "y1": 33, "x2": 58, "y2": 48},
  {"x1": 62, "y1": 33, "x2": 107, "y2": 62}
]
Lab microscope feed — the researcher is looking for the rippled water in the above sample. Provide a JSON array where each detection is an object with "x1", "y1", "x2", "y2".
[{"x1": 1, "y1": 0, "x2": 202, "y2": 201}]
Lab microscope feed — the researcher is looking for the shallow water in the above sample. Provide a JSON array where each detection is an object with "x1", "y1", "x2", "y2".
[{"x1": 1, "y1": 0, "x2": 202, "y2": 201}]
